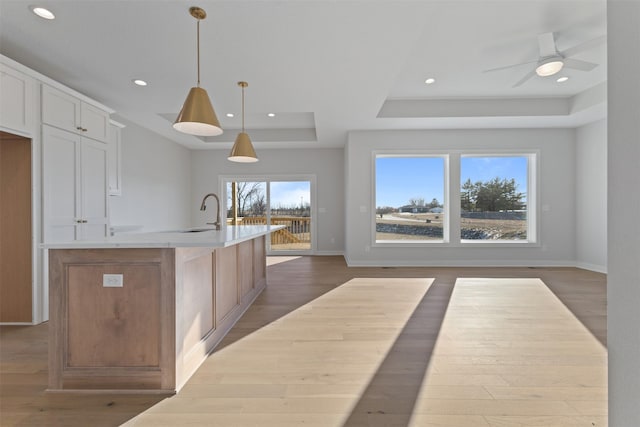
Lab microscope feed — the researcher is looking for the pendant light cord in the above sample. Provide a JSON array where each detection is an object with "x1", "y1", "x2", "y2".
[
  {"x1": 196, "y1": 18, "x2": 201, "y2": 87},
  {"x1": 241, "y1": 85, "x2": 245, "y2": 132}
]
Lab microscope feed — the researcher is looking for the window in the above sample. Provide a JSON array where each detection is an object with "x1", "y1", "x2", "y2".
[
  {"x1": 373, "y1": 152, "x2": 536, "y2": 245},
  {"x1": 224, "y1": 177, "x2": 314, "y2": 253},
  {"x1": 375, "y1": 156, "x2": 446, "y2": 243},
  {"x1": 460, "y1": 155, "x2": 531, "y2": 242}
]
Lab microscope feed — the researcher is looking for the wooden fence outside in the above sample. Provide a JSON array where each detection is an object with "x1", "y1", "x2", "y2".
[{"x1": 228, "y1": 216, "x2": 311, "y2": 247}]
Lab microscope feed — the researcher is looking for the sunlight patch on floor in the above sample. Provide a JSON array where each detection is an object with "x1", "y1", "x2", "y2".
[
  {"x1": 410, "y1": 278, "x2": 607, "y2": 427},
  {"x1": 124, "y1": 277, "x2": 434, "y2": 427}
]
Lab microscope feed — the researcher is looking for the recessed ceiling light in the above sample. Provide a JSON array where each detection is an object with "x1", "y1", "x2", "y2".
[
  {"x1": 424, "y1": 78, "x2": 436, "y2": 85},
  {"x1": 226, "y1": 113, "x2": 234, "y2": 118},
  {"x1": 267, "y1": 113, "x2": 276, "y2": 117},
  {"x1": 132, "y1": 79, "x2": 147, "y2": 86},
  {"x1": 556, "y1": 76, "x2": 569, "y2": 83},
  {"x1": 31, "y1": 6, "x2": 55, "y2": 20}
]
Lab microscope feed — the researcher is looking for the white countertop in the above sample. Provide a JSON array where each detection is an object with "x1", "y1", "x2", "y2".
[{"x1": 41, "y1": 225, "x2": 284, "y2": 249}]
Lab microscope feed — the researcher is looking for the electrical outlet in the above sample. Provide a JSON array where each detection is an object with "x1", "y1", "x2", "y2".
[{"x1": 103, "y1": 274, "x2": 123, "y2": 287}]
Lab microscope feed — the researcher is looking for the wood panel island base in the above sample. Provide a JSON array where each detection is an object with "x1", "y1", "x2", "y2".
[{"x1": 44, "y1": 226, "x2": 277, "y2": 393}]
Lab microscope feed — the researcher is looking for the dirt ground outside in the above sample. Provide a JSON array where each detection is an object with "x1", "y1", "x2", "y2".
[{"x1": 376, "y1": 212, "x2": 527, "y2": 240}]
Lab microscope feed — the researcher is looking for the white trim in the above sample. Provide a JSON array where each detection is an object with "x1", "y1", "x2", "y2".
[
  {"x1": 344, "y1": 258, "x2": 577, "y2": 268},
  {"x1": 315, "y1": 250, "x2": 345, "y2": 256},
  {"x1": 575, "y1": 262, "x2": 607, "y2": 274}
]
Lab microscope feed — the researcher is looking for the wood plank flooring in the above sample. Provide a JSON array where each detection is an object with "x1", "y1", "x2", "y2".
[{"x1": 1, "y1": 256, "x2": 607, "y2": 426}]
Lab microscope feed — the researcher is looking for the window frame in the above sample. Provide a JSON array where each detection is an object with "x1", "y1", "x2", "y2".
[
  {"x1": 372, "y1": 151, "x2": 450, "y2": 247},
  {"x1": 458, "y1": 151, "x2": 538, "y2": 246},
  {"x1": 220, "y1": 174, "x2": 317, "y2": 255},
  {"x1": 371, "y1": 150, "x2": 539, "y2": 248}
]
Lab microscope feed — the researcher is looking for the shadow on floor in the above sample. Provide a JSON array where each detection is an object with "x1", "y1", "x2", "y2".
[{"x1": 341, "y1": 278, "x2": 455, "y2": 426}]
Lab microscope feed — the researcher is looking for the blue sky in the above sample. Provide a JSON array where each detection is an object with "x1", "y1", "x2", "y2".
[
  {"x1": 270, "y1": 181, "x2": 310, "y2": 208},
  {"x1": 376, "y1": 156, "x2": 528, "y2": 208},
  {"x1": 376, "y1": 157, "x2": 445, "y2": 207},
  {"x1": 226, "y1": 181, "x2": 310, "y2": 209}
]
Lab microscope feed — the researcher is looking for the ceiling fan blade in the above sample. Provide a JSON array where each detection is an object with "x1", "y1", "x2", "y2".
[
  {"x1": 538, "y1": 32, "x2": 557, "y2": 57},
  {"x1": 483, "y1": 60, "x2": 537, "y2": 73},
  {"x1": 563, "y1": 58, "x2": 599, "y2": 71},
  {"x1": 512, "y1": 70, "x2": 537, "y2": 88},
  {"x1": 561, "y1": 35, "x2": 606, "y2": 58}
]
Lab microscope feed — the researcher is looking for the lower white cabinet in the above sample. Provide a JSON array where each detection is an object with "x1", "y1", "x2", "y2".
[{"x1": 43, "y1": 125, "x2": 109, "y2": 242}]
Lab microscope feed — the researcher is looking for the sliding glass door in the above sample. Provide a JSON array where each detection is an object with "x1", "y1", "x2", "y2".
[{"x1": 223, "y1": 176, "x2": 314, "y2": 254}]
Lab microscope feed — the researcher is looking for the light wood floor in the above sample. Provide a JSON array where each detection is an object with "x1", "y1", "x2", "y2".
[{"x1": 1, "y1": 256, "x2": 607, "y2": 426}]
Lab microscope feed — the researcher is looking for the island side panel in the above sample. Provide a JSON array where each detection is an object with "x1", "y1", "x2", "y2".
[
  {"x1": 238, "y1": 240, "x2": 254, "y2": 302},
  {"x1": 253, "y1": 235, "x2": 266, "y2": 289},
  {"x1": 48, "y1": 248, "x2": 176, "y2": 391},
  {"x1": 215, "y1": 245, "x2": 239, "y2": 324},
  {"x1": 174, "y1": 246, "x2": 216, "y2": 389}
]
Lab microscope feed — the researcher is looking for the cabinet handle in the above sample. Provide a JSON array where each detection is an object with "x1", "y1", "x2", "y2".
[
  {"x1": 81, "y1": 219, "x2": 88, "y2": 223},
  {"x1": 82, "y1": 128, "x2": 88, "y2": 132},
  {"x1": 76, "y1": 126, "x2": 83, "y2": 131},
  {"x1": 76, "y1": 219, "x2": 82, "y2": 223}
]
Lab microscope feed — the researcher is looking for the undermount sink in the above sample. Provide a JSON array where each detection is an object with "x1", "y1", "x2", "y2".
[
  {"x1": 177, "y1": 228, "x2": 216, "y2": 233},
  {"x1": 165, "y1": 228, "x2": 216, "y2": 233}
]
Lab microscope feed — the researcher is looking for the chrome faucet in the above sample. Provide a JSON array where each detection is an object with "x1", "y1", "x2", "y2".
[{"x1": 200, "y1": 193, "x2": 222, "y2": 230}]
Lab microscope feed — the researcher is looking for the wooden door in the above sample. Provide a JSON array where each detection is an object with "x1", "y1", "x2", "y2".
[{"x1": 0, "y1": 131, "x2": 32, "y2": 322}]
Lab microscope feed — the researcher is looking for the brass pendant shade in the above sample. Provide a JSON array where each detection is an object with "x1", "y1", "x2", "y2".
[
  {"x1": 173, "y1": 7, "x2": 223, "y2": 137},
  {"x1": 229, "y1": 132, "x2": 258, "y2": 162},
  {"x1": 228, "y1": 81, "x2": 258, "y2": 163},
  {"x1": 174, "y1": 87, "x2": 222, "y2": 136}
]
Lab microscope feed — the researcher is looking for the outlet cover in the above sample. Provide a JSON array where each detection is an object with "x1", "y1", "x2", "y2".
[{"x1": 103, "y1": 274, "x2": 123, "y2": 287}]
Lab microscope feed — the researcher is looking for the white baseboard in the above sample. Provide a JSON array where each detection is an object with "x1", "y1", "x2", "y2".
[
  {"x1": 315, "y1": 250, "x2": 344, "y2": 256},
  {"x1": 575, "y1": 262, "x2": 607, "y2": 274},
  {"x1": 344, "y1": 258, "x2": 577, "y2": 268}
]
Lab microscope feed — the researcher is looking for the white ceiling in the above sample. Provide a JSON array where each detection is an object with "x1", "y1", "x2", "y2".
[{"x1": 0, "y1": 0, "x2": 607, "y2": 150}]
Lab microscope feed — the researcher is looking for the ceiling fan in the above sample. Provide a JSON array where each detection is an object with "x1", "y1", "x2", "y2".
[{"x1": 485, "y1": 32, "x2": 606, "y2": 87}]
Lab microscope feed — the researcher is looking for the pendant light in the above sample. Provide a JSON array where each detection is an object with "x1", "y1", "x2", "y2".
[
  {"x1": 228, "y1": 81, "x2": 258, "y2": 163},
  {"x1": 173, "y1": 6, "x2": 223, "y2": 136}
]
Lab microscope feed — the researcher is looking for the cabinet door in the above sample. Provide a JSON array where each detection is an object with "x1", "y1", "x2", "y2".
[
  {"x1": 80, "y1": 138, "x2": 109, "y2": 239},
  {"x1": 81, "y1": 103, "x2": 109, "y2": 142},
  {"x1": 107, "y1": 122, "x2": 123, "y2": 195},
  {"x1": 0, "y1": 64, "x2": 35, "y2": 134},
  {"x1": 42, "y1": 85, "x2": 81, "y2": 134},
  {"x1": 42, "y1": 125, "x2": 81, "y2": 242}
]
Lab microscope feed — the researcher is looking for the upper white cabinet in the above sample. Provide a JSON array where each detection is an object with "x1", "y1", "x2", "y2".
[
  {"x1": 107, "y1": 120, "x2": 124, "y2": 196},
  {"x1": 0, "y1": 63, "x2": 36, "y2": 134},
  {"x1": 42, "y1": 85, "x2": 110, "y2": 143}
]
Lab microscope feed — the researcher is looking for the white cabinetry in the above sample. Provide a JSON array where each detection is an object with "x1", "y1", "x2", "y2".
[
  {"x1": 107, "y1": 120, "x2": 124, "y2": 196},
  {"x1": 0, "y1": 63, "x2": 36, "y2": 134},
  {"x1": 42, "y1": 85, "x2": 109, "y2": 142},
  {"x1": 42, "y1": 125, "x2": 109, "y2": 242}
]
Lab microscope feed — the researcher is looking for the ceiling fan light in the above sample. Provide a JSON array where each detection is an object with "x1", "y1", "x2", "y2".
[
  {"x1": 229, "y1": 132, "x2": 258, "y2": 163},
  {"x1": 174, "y1": 87, "x2": 223, "y2": 136},
  {"x1": 536, "y1": 57, "x2": 564, "y2": 76}
]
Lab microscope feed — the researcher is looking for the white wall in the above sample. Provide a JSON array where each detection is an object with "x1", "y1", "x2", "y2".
[
  {"x1": 346, "y1": 128, "x2": 576, "y2": 266},
  {"x1": 109, "y1": 117, "x2": 192, "y2": 232},
  {"x1": 575, "y1": 119, "x2": 607, "y2": 273},
  {"x1": 190, "y1": 148, "x2": 344, "y2": 254},
  {"x1": 607, "y1": 1, "x2": 640, "y2": 424}
]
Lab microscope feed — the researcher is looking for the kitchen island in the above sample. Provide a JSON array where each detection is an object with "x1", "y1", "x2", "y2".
[{"x1": 44, "y1": 225, "x2": 280, "y2": 393}]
